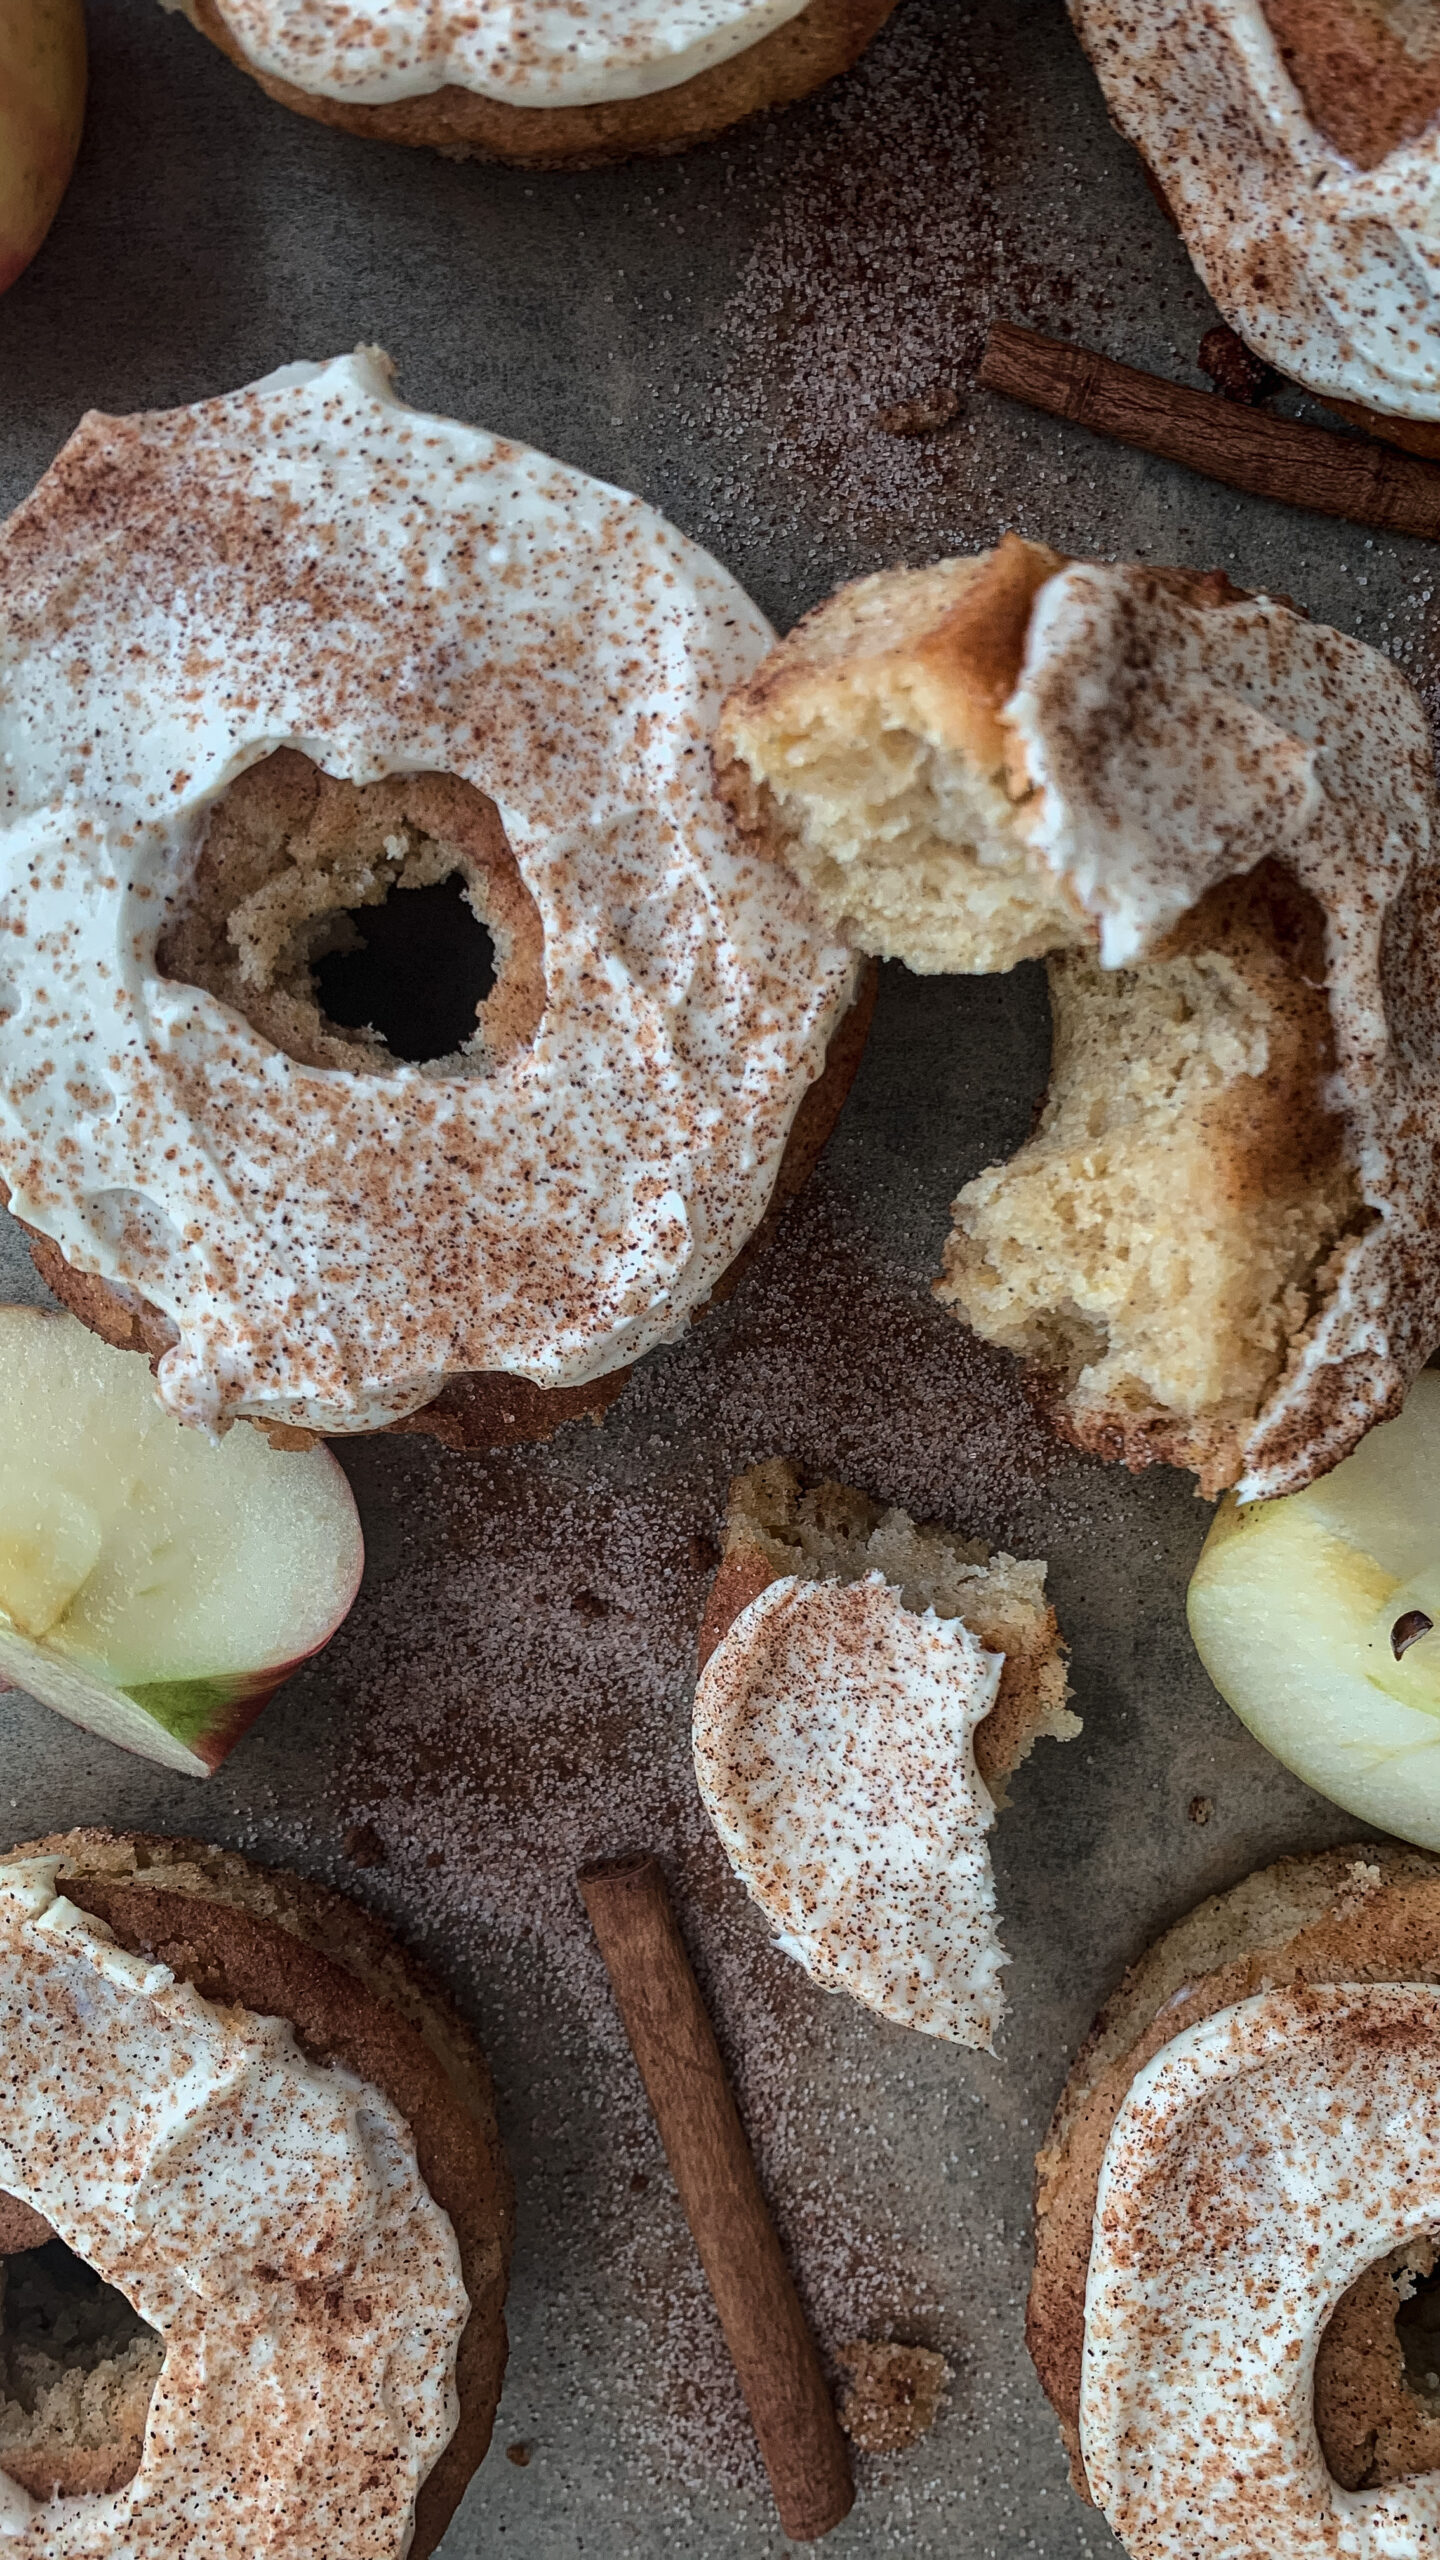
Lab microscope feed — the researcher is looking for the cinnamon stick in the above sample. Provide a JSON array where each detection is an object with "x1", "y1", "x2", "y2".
[
  {"x1": 577, "y1": 1852, "x2": 854, "y2": 2543},
  {"x1": 979, "y1": 320, "x2": 1440, "y2": 541}
]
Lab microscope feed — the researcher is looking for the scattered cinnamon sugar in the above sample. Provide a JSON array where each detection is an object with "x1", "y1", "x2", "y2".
[
  {"x1": 716, "y1": 5, "x2": 1000, "y2": 539},
  {"x1": 705, "y1": 0, "x2": 1119, "y2": 564},
  {"x1": 343, "y1": 1823, "x2": 386, "y2": 1868}
]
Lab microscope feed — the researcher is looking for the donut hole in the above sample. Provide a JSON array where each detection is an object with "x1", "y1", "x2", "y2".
[
  {"x1": 1396, "y1": 2254, "x2": 1440, "y2": 2408},
  {"x1": 1315, "y1": 2235, "x2": 1440, "y2": 2490},
  {"x1": 158, "y1": 749, "x2": 545, "y2": 1076},
  {"x1": 0, "y1": 2231, "x2": 162, "y2": 2500},
  {"x1": 311, "y1": 873, "x2": 496, "y2": 1064}
]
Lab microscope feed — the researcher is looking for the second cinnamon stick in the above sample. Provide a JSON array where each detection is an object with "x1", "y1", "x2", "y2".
[
  {"x1": 980, "y1": 320, "x2": 1440, "y2": 542},
  {"x1": 578, "y1": 1851, "x2": 854, "y2": 2543}
]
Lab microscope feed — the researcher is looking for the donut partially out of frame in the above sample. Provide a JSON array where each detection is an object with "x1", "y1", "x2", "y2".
[
  {"x1": 1029, "y1": 1845, "x2": 1440, "y2": 2535},
  {"x1": 170, "y1": 0, "x2": 898, "y2": 167},
  {"x1": 1064, "y1": 0, "x2": 1440, "y2": 455},
  {"x1": 714, "y1": 534, "x2": 1440, "y2": 1501},
  {"x1": 0, "y1": 1827, "x2": 512, "y2": 2557}
]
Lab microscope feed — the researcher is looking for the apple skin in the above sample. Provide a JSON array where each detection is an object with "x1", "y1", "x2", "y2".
[
  {"x1": 0, "y1": 1305, "x2": 366, "y2": 1777},
  {"x1": 0, "y1": 1504, "x2": 364, "y2": 1778},
  {"x1": 0, "y1": 0, "x2": 86, "y2": 298}
]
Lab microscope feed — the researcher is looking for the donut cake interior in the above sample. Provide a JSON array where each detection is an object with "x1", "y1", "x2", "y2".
[
  {"x1": 0, "y1": 1830, "x2": 512, "y2": 2556},
  {"x1": 1258, "y1": 0, "x2": 1440, "y2": 167},
  {"x1": 1030, "y1": 1846, "x2": 1440, "y2": 2501},
  {"x1": 158, "y1": 749, "x2": 546, "y2": 1078},
  {"x1": 714, "y1": 537, "x2": 1370, "y2": 1496},
  {"x1": 697, "y1": 1456, "x2": 1077, "y2": 1806},
  {"x1": 0, "y1": 2219, "x2": 161, "y2": 2499}
]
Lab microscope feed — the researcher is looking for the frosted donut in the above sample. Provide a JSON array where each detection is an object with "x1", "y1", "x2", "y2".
[
  {"x1": 164, "y1": 0, "x2": 899, "y2": 166},
  {"x1": 0, "y1": 349, "x2": 861, "y2": 1442},
  {"x1": 1027, "y1": 1844, "x2": 1440, "y2": 2511},
  {"x1": 1064, "y1": 0, "x2": 1440, "y2": 450},
  {"x1": 0, "y1": 1827, "x2": 512, "y2": 2557},
  {"x1": 714, "y1": 536, "x2": 1440, "y2": 1499},
  {"x1": 1082, "y1": 1978, "x2": 1440, "y2": 2558}
]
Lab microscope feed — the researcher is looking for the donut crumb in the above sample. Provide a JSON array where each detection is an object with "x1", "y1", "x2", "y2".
[{"x1": 836, "y1": 2339, "x2": 950, "y2": 2452}]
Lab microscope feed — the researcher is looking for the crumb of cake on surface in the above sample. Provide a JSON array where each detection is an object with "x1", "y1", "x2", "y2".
[{"x1": 836, "y1": 2338, "x2": 950, "y2": 2453}]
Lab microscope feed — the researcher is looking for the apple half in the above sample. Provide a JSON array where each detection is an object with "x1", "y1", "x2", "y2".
[
  {"x1": 1188, "y1": 1371, "x2": 1440, "y2": 1847},
  {"x1": 0, "y1": 1307, "x2": 363, "y2": 1776}
]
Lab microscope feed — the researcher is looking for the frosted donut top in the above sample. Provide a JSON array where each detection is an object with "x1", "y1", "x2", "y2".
[
  {"x1": 1081, "y1": 1981, "x2": 1440, "y2": 2560},
  {"x1": 0, "y1": 1857, "x2": 467, "y2": 2557},
  {"x1": 1007, "y1": 561, "x2": 1440, "y2": 1501},
  {"x1": 693, "y1": 1574, "x2": 1008, "y2": 2046},
  {"x1": 188, "y1": 0, "x2": 813, "y2": 109},
  {"x1": 0, "y1": 350, "x2": 854, "y2": 1434},
  {"x1": 1067, "y1": 0, "x2": 1440, "y2": 420}
]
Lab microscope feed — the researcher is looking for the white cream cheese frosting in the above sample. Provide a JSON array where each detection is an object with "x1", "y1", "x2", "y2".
[
  {"x1": 1006, "y1": 560, "x2": 1440, "y2": 1501},
  {"x1": 0, "y1": 1856, "x2": 467, "y2": 2555},
  {"x1": 1080, "y1": 1980, "x2": 1440, "y2": 2560},
  {"x1": 169, "y1": 0, "x2": 814, "y2": 109},
  {"x1": 0, "y1": 349, "x2": 856, "y2": 1434},
  {"x1": 692, "y1": 1573, "x2": 1008, "y2": 2046},
  {"x1": 1067, "y1": 0, "x2": 1440, "y2": 420}
]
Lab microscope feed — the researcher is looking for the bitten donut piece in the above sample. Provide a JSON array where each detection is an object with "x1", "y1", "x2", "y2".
[
  {"x1": 1028, "y1": 1844, "x2": 1440, "y2": 2505},
  {"x1": 0, "y1": 1828, "x2": 512, "y2": 2559},
  {"x1": 693, "y1": 1461, "x2": 1074, "y2": 2047},
  {"x1": 697, "y1": 1458, "x2": 1076, "y2": 1806},
  {"x1": 0, "y1": 350, "x2": 860, "y2": 1441},
  {"x1": 715, "y1": 540, "x2": 1440, "y2": 1500},
  {"x1": 171, "y1": 0, "x2": 898, "y2": 167},
  {"x1": 1064, "y1": 0, "x2": 1440, "y2": 445}
]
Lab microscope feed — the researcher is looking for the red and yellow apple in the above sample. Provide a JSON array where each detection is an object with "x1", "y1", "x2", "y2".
[
  {"x1": 0, "y1": 1307, "x2": 363, "y2": 1775},
  {"x1": 1188, "y1": 1372, "x2": 1440, "y2": 1847},
  {"x1": 1, "y1": 0, "x2": 86, "y2": 297}
]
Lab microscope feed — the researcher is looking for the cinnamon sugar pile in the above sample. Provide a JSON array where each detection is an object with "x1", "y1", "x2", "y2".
[
  {"x1": 716, "y1": 4, "x2": 998, "y2": 546},
  {"x1": 706, "y1": 0, "x2": 1114, "y2": 566}
]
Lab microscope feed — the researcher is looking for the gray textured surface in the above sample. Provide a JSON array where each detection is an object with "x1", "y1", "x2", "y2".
[{"x1": 1, "y1": 2, "x2": 1436, "y2": 2552}]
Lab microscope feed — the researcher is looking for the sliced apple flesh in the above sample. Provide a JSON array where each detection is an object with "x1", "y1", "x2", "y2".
[
  {"x1": 0, "y1": 1307, "x2": 363, "y2": 1775},
  {"x1": 1188, "y1": 1372, "x2": 1440, "y2": 1846}
]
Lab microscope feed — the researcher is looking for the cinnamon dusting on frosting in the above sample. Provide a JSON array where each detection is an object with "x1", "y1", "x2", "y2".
[
  {"x1": 1068, "y1": 0, "x2": 1440, "y2": 421},
  {"x1": 0, "y1": 1856, "x2": 467, "y2": 2555},
  {"x1": 0, "y1": 350, "x2": 855, "y2": 1435},
  {"x1": 693, "y1": 1574, "x2": 1008, "y2": 2046},
  {"x1": 184, "y1": 0, "x2": 814, "y2": 109}
]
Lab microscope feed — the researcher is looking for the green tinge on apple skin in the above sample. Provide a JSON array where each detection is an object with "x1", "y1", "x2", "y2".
[
  {"x1": 119, "y1": 1668, "x2": 286, "y2": 1769},
  {"x1": 0, "y1": 1620, "x2": 299, "y2": 1781},
  {"x1": 1188, "y1": 1495, "x2": 1440, "y2": 1851}
]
